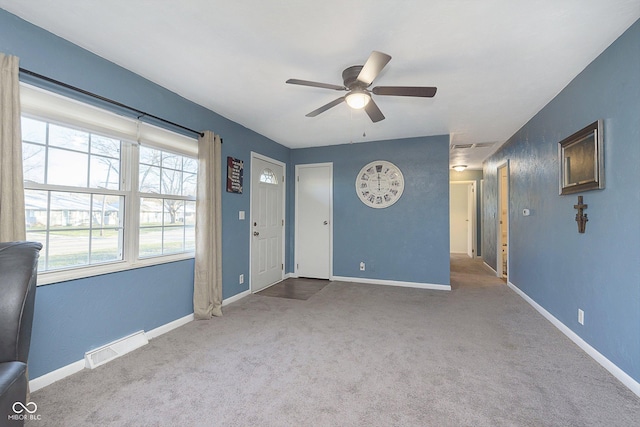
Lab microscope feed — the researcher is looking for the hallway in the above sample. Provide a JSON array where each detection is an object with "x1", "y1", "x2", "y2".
[{"x1": 450, "y1": 253, "x2": 504, "y2": 289}]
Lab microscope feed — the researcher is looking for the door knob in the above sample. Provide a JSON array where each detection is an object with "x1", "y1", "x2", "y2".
[
  {"x1": 323, "y1": 221, "x2": 328, "y2": 225},
  {"x1": 253, "y1": 231, "x2": 260, "y2": 236}
]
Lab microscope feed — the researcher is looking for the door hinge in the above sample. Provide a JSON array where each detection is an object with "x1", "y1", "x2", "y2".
[
  {"x1": 297, "y1": 176, "x2": 299, "y2": 182},
  {"x1": 282, "y1": 219, "x2": 284, "y2": 226},
  {"x1": 296, "y1": 263, "x2": 299, "y2": 269},
  {"x1": 281, "y1": 263, "x2": 284, "y2": 270}
]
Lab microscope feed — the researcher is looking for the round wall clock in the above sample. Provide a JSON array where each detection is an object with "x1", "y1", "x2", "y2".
[{"x1": 355, "y1": 160, "x2": 405, "y2": 208}]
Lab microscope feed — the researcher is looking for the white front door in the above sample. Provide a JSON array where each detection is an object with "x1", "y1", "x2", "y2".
[
  {"x1": 296, "y1": 163, "x2": 332, "y2": 279},
  {"x1": 251, "y1": 155, "x2": 284, "y2": 292}
]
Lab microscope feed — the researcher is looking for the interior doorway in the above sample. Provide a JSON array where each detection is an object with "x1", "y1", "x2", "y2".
[
  {"x1": 250, "y1": 153, "x2": 285, "y2": 292},
  {"x1": 450, "y1": 181, "x2": 476, "y2": 258},
  {"x1": 497, "y1": 163, "x2": 509, "y2": 280},
  {"x1": 295, "y1": 163, "x2": 333, "y2": 279}
]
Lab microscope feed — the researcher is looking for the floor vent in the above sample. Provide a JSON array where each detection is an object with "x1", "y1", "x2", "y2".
[{"x1": 84, "y1": 330, "x2": 148, "y2": 369}]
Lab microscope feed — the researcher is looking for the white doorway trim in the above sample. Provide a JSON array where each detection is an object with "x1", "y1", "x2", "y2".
[
  {"x1": 249, "y1": 151, "x2": 286, "y2": 293},
  {"x1": 450, "y1": 180, "x2": 477, "y2": 258},
  {"x1": 496, "y1": 161, "x2": 510, "y2": 280},
  {"x1": 480, "y1": 178, "x2": 484, "y2": 259},
  {"x1": 294, "y1": 162, "x2": 333, "y2": 279}
]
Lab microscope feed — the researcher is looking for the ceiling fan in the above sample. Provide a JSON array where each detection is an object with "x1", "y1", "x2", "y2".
[{"x1": 286, "y1": 51, "x2": 437, "y2": 123}]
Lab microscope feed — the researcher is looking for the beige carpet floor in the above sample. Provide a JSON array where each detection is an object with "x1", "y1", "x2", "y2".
[
  {"x1": 256, "y1": 277, "x2": 330, "y2": 300},
  {"x1": 25, "y1": 255, "x2": 640, "y2": 426}
]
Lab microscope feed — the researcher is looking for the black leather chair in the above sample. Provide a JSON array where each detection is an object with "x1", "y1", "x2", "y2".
[{"x1": 0, "y1": 242, "x2": 41, "y2": 427}]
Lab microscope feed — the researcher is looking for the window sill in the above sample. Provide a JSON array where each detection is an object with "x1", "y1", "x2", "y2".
[{"x1": 36, "y1": 253, "x2": 195, "y2": 286}]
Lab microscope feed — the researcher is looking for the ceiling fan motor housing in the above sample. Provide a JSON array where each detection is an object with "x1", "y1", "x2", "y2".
[{"x1": 342, "y1": 65, "x2": 367, "y2": 89}]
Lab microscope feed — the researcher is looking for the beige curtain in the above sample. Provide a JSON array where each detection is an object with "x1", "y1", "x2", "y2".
[
  {"x1": 194, "y1": 131, "x2": 223, "y2": 318},
  {"x1": 1, "y1": 53, "x2": 29, "y2": 399},
  {"x1": 0, "y1": 53, "x2": 26, "y2": 242}
]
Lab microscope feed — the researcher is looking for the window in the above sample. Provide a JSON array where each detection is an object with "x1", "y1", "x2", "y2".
[
  {"x1": 259, "y1": 168, "x2": 278, "y2": 184},
  {"x1": 23, "y1": 117, "x2": 125, "y2": 272},
  {"x1": 20, "y1": 84, "x2": 198, "y2": 282},
  {"x1": 138, "y1": 147, "x2": 197, "y2": 257}
]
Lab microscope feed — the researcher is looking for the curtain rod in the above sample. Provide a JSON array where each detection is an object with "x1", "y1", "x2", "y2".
[{"x1": 19, "y1": 68, "x2": 206, "y2": 138}]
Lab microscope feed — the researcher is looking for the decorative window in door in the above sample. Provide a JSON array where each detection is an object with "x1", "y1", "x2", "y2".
[{"x1": 259, "y1": 168, "x2": 278, "y2": 184}]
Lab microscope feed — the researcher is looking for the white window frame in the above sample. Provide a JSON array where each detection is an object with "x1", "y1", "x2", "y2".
[{"x1": 21, "y1": 84, "x2": 198, "y2": 285}]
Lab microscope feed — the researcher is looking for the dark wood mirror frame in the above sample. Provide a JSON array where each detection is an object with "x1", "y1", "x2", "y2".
[{"x1": 558, "y1": 120, "x2": 604, "y2": 195}]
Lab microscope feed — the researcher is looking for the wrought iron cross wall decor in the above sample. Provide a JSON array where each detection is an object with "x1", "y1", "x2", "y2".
[{"x1": 574, "y1": 196, "x2": 588, "y2": 233}]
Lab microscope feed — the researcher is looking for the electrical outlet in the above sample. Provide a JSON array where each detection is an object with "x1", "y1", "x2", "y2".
[
  {"x1": 239, "y1": 274, "x2": 244, "y2": 284},
  {"x1": 360, "y1": 262, "x2": 365, "y2": 271},
  {"x1": 578, "y1": 309, "x2": 584, "y2": 325}
]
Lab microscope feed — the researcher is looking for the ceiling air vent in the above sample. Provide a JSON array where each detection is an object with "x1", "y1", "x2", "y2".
[
  {"x1": 473, "y1": 142, "x2": 496, "y2": 148},
  {"x1": 451, "y1": 144, "x2": 474, "y2": 150},
  {"x1": 451, "y1": 142, "x2": 496, "y2": 150}
]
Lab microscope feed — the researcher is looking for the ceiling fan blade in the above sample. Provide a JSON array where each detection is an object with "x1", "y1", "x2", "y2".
[
  {"x1": 306, "y1": 97, "x2": 346, "y2": 117},
  {"x1": 372, "y1": 86, "x2": 437, "y2": 97},
  {"x1": 357, "y1": 51, "x2": 392, "y2": 86},
  {"x1": 364, "y1": 98, "x2": 385, "y2": 123},
  {"x1": 286, "y1": 79, "x2": 346, "y2": 91}
]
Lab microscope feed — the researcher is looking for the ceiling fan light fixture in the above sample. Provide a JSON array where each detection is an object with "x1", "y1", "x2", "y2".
[
  {"x1": 345, "y1": 91, "x2": 371, "y2": 109},
  {"x1": 453, "y1": 165, "x2": 467, "y2": 172}
]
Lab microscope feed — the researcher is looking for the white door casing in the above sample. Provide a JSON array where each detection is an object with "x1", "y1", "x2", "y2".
[
  {"x1": 250, "y1": 153, "x2": 285, "y2": 292},
  {"x1": 295, "y1": 163, "x2": 332, "y2": 279},
  {"x1": 467, "y1": 182, "x2": 475, "y2": 258},
  {"x1": 497, "y1": 163, "x2": 509, "y2": 279}
]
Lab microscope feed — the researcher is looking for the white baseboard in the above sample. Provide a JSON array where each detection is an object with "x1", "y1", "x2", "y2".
[
  {"x1": 29, "y1": 281, "x2": 306, "y2": 392},
  {"x1": 146, "y1": 313, "x2": 194, "y2": 340},
  {"x1": 29, "y1": 313, "x2": 195, "y2": 393},
  {"x1": 331, "y1": 275, "x2": 451, "y2": 291},
  {"x1": 29, "y1": 359, "x2": 85, "y2": 393},
  {"x1": 222, "y1": 289, "x2": 250, "y2": 306},
  {"x1": 508, "y1": 281, "x2": 640, "y2": 398},
  {"x1": 284, "y1": 272, "x2": 298, "y2": 279},
  {"x1": 483, "y1": 261, "x2": 497, "y2": 274}
]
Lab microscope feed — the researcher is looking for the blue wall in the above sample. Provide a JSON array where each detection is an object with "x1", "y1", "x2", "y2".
[
  {"x1": 483, "y1": 19, "x2": 640, "y2": 382},
  {"x1": 4, "y1": 6, "x2": 638, "y2": 386},
  {"x1": 0, "y1": 9, "x2": 290, "y2": 377},
  {"x1": 291, "y1": 136, "x2": 450, "y2": 285},
  {"x1": 29, "y1": 261, "x2": 194, "y2": 378}
]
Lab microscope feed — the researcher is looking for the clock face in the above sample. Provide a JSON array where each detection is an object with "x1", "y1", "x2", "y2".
[{"x1": 355, "y1": 160, "x2": 405, "y2": 208}]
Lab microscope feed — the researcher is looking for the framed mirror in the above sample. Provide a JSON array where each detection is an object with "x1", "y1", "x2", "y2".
[{"x1": 559, "y1": 120, "x2": 604, "y2": 195}]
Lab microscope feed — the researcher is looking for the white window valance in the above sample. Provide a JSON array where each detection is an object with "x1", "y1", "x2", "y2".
[{"x1": 20, "y1": 83, "x2": 197, "y2": 156}]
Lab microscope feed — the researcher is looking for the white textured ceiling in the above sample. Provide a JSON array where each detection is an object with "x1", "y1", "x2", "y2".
[{"x1": 1, "y1": 1, "x2": 639, "y2": 169}]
